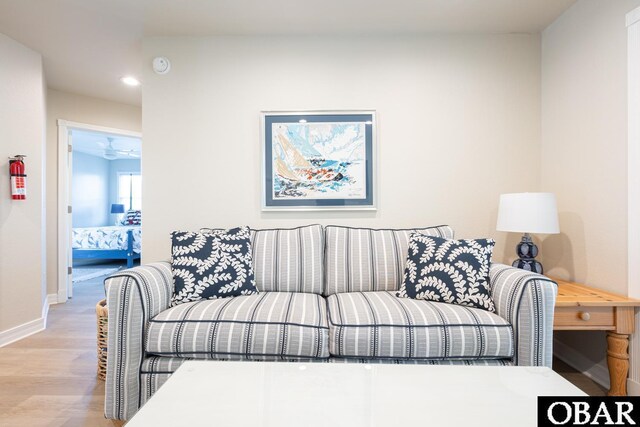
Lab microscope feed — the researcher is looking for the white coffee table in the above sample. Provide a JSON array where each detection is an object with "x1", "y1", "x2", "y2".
[{"x1": 126, "y1": 361, "x2": 585, "y2": 427}]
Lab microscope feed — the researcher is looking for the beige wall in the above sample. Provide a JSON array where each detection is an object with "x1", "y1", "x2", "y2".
[
  {"x1": 45, "y1": 89, "x2": 141, "y2": 295},
  {"x1": 541, "y1": 0, "x2": 640, "y2": 384},
  {"x1": 142, "y1": 35, "x2": 542, "y2": 263},
  {"x1": 0, "y1": 33, "x2": 46, "y2": 333}
]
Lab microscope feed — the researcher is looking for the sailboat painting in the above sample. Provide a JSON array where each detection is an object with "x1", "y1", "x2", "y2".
[{"x1": 262, "y1": 111, "x2": 375, "y2": 210}]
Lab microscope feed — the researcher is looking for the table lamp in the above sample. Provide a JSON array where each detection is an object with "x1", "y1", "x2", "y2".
[
  {"x1": 111, "y1": 203, "x2": 125, "y2": 225},
  {"x1": 496, "y1": 192, "x2": 559, "y2": 274}
]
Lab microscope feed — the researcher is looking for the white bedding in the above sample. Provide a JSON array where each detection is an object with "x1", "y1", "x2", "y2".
[{"x1": 72, "y1": 226, "x2": 141, "y2": 254}]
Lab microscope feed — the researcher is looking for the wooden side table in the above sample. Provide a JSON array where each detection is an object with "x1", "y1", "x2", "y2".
[{"x1": 552, "y1": 278, "x2": 640, "y2": 396}]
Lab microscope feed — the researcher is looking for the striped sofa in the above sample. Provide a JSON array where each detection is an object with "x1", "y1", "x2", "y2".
[{"x1": 104, "y1": 224, "x2": 558, "y2": 420}]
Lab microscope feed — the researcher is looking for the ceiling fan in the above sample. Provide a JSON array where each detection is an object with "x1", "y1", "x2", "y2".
[{"x1": 103, "y1": 137, "x2": 140, "y2": 160}]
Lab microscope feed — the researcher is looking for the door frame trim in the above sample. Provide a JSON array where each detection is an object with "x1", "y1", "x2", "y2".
[
  {"x1": 627, "y1": 5, "x2": 640, "y2": 395},
  {"x1": 56, "y1": 120, "x2": 142, "y2": 302}
]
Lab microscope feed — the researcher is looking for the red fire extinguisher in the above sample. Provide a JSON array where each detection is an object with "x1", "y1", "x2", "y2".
[{"x1": 9, "y1": 155, "x2": 26, "y2": 200}]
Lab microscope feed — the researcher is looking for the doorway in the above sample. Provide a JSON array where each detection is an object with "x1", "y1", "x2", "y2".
[{"x1": 57, "y1": 120, "x2": 142, "y2": 301}]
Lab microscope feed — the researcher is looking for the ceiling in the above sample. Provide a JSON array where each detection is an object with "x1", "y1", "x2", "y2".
[
  {"x1": 0, "y1": 0, "x2": 576, "y2": 107},
  {"x1": 72, "y1": 129, "x2": 141, "y2": 160}
]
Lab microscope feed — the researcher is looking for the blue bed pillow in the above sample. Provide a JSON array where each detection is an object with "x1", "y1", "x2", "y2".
[
  {"x1": 170, "y1": 226, "x2": 258, "y2": 306},
  {"x1": 396, "y1": 233, "x2": 496, "y2": 312}
]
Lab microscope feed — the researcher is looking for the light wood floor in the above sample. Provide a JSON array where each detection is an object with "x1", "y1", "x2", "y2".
[
  {"x1": 554, "y1": 358, "x2": 607, "y2": 396},
  {"x1": 0, "y1": 270, "x2": 606, "y2": 426},
  {"x1": 0, "y1": 272, "x2": 123, "y2": 427}
]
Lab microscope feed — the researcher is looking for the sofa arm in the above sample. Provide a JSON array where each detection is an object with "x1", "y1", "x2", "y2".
[
  {"x1": 490, "y1": 263, "x2": 558, "y2": 368},
  {"x1": 104, "y1": 262, "x2": 173, "y2": 420}
]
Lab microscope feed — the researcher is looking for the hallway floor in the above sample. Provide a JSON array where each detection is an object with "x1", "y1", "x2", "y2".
[{"x1": 0, "y1": 272, "x2": 122, "y2": 426}]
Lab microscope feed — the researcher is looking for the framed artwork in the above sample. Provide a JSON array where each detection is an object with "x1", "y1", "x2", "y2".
[{"x1": 262, "y1": 110, "x2": 376, "y2": 211}]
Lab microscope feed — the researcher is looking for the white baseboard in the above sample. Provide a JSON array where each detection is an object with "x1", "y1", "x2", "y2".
[
  {"x1": 57, "y1": 289, "x2": 67, "y2": 304},
  {"x1": 42, "y1": 293, "x2": 60, "y2": 326},
  {"x1": 0, "y1": 315, "x2": 45, "y2": 348},
  {"x1": 46, "y1": 293, "x2": 59, "y2": 305},
  {"x1": 0, "y1": 293, "x2": 59, "y2": 348},
  {"x1": 553, "y1": 338, "x2": 610, "y2": 389},
  {"x1": 628, "y1": 378, "x2": 640, "y2": 396},
  {"x1": 41, "y1": 296, "x2": 49, "y2": 325}
]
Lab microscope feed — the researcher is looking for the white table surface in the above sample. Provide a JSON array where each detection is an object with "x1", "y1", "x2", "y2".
[{"x1": 126, "y1": 361, "x2": 586, "y2": 427}]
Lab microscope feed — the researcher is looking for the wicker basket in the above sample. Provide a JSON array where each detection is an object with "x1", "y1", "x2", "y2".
[{"x1": 96, "y1": 299, "x2": 108, "y2": 381}]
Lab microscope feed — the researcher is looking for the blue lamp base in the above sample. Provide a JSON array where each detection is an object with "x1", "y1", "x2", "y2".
[{"x1": 512, "y1": 233, "x2": 543, "y2": 275}]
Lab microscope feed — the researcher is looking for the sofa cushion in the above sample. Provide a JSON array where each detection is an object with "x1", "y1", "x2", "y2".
[
  {"x1": 397, "y1": 234, "x2": 496, "y2": 312},
  {"x1": 146, "y1": 292, "x2": 329, "y2": 360},
  {"x1": 324, "y1": 225, "x2": 454, "y2": 295},
  {"x1": 327, "y1": 291, "x2": 513, "y2": 360},
  {"x1": 202, "y1": 225, "x2": 324, "y2": 294},
  {"x1": 251, "y1": 225, "x2": 324, "y2": 294}
]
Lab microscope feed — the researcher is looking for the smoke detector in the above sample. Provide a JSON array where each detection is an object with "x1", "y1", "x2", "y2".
[{"x1": 153, "y1": 57, "x2": 171, "y2": 75}]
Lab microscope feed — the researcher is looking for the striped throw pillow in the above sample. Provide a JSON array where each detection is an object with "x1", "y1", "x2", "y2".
[{"x1": 121, "y1": 210, "x2": 141, "y2": 225}]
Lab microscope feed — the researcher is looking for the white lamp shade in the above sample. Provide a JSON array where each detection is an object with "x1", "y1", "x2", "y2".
[{"x1": 496, "y1": 192, "x2": 560, "y2": 234}]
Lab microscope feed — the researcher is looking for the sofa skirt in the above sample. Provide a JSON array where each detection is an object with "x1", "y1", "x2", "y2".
[{"x1": 138, "y1": 356, "x2": 513, "y2": 408}]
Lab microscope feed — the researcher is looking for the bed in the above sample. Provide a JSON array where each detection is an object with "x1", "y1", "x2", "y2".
[{"x1": 72, "y1": 226, "x2": 141, "y2": 268}]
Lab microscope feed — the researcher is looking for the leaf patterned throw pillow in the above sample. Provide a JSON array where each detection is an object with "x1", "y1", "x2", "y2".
[
  {"x1": 170, "y1": 227, "x2": 258, "y2": 306},
  {"x1": 397, "y1": 234, "x2": 496, "y2": 312}
]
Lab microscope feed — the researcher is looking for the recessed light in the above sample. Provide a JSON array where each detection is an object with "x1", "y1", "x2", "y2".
[
  {"x1": 120, "y1": 76, "x2": 141, "y2": 87},
  {"x1": 299, "y1": 119, "x2": 307, "y2": 123}
]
